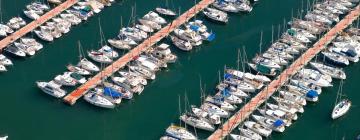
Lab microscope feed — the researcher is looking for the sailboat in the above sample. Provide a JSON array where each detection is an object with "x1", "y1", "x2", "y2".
[
  {"x1": 331, "y1": 80, "x2": 351, "y2": 119},
  {"x1": 155, "y1": 0, "x2": 176, "y2": 17}
]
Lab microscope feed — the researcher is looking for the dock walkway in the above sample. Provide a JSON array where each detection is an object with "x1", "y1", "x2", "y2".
[
  {"x1": 0, "y1": 0, "x2": 78, "y2": 50},
  {"x1": 63, "y1": 0, "x2": 215, "y2": 105},
  {"x1": 207, "y1": 5, "x2": 360, "y2": 140}
]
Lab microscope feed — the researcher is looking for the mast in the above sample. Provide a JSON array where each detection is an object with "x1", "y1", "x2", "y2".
[{"x1": 178, "y1": 95, "x2": 182, "y2": 127}]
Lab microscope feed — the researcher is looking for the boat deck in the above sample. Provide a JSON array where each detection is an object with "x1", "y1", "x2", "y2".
[
  {"x1": 0, "y1": 0, "x2": 78, "y2": 50},
  {"x1": 207, "y1": 5, "x2": 360, "y2": 140},
  {"x1": 63, "y1": 0, "x2": 215, "y2": 105}
]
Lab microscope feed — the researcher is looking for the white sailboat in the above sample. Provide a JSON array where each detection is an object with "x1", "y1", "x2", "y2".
[{"x1": 331, "y1": 80, "x2": 351, "y2": 119}]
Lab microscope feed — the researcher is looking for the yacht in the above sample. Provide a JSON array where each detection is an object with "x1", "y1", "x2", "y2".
[
  {"x1": 36, "y1": 81, "x2": 66, "y2": 98},
  {"x1": 98, "y1": 45, "x2": 119, "y2": 59},
  {"x1": 216, "y1": 83, "x2": 249, "y2": 98},
  {"x1": 257, "y1": 108, "x2": 293, "y2": 126},
  {"x1": 252, "y1": 56, "x2": 281, "y2": 69},
  {"x1": 142, "y1": 11, "x2": 167, "y2": 25},
  {"x1": 67, "y1": 64, "x2": 92, "y2": 76},
  {"x1": 296, "y1": 68, "x2": 333, "y2": 87},
  {"x1": 248, "y1": 63, "x2": 278, "y2": 77},
  {"x1": 60, "y1": 13, "x2": 82, "y2": 25},
  {"x1": 23, "y1": 10, "x2": 40, "y2": 20},
  {"x1": 128, "y1": 65, "x2": 156, "y2": 80},
  {"x1": 34, "y1": 30, "x2": 54, "y2": 42},
  {"x1": 212, "y1": 1, "x2": 240, "y2": 13},
  {"x1": 267, "y1": 47, "x2": 294, "y2": 60},
  {"x1": 180, "y1": 113, "x2": 215, "y2": 131},
  {"x1": 84, "y1": 89, "x2": 115, "y2": 109},
  {"x1": 309, "y1": 62, "x2": 346, "y2": 80},
  {"x1": 77, "y1": 58, "x2": 100, "y2": 72},
  {"x1": 226, "y1": 69, "x2": 271, "y2": 83},
  {"x1": 329, "y1": 46, "x2": 359, "y2": 62},
  {"x1": 102, "y1": 87, "x2": 123, "y2": 105},
  {"x1": 0, "y1": 54, "x2": 13, "y2": 66},
  {"x1": 219, "y1": 90, "x2": 243, "y2": 104},
  {"x1": 272, "y1": 96, "x2": 305, "y2": 113},
  {"x1": 165, "y1": 125, "x2": 197, "y2": 140},
  {"x1": 332, "y1": 99, "x2": 351, "y2": 119},
  {"x1": 244, "y1": 121, "x2": 272, "y2": 137},
  {"x1": 205, "y1": 95, "x2": 237, "y2": 111},
  {"x1": 290, "y1": 79, "x2": 322, "y2": 94},
  {"x1": 262, "y1": 52, "x2": 289, "y2": 66},
  {"x1": 54, "y1": 74, "x2": 77, "y2": 86},
  {"x1": 266, "y1": 102, "x2": 298, "y2": 114},
  {"x1": 4, "y1": 45, "x2": 26, "y2": 58},
  {"x1": 229, "y1": 134, "x2": 251, "y2": 140},
  {"x1": 191, "y1": 106, "x2": 221, "y2": 125},
  {"x1": 118, "y1": 71, "x2": 148, "y2": 85},
  {"x1": 107, "y1": 38, "x2": 132, "y2": 50},
  {"x1": 239, "y1": 128, "x2": 262, "y2": 140},
  {"x1": 252, "y1": 115, "x2": 286, "y2": 132},
  {"x1": 286, "y1": 85, "x2": 319, "y2": 102},
  {"x1": 87, "y1": 50, "x2": 113, "y2": 64},
  {"x1": 170, "y1": 35, "x2": 192, "y2": 51},
  {"x1": 0, "y1": 24, "x2": 14, "y2": 34},
  {"x1": 65, "y1": 72, "x2": 87, "y2": 84},
  {"x1": 173, "y1": 28, "x2": 203, "y2": 46},
  {"x1": 103, "y1": 82, "x2": 133, "y2": 100},
  {"x1": 20, "y1": 38, "x2": 43, "y2": 51},
  {"x1": 138, "y1": 19, "x2": 161, "y2": 30},
  {"x1": 155, "y1": 7, "x2": 176, "y2": 17},
  {"x1": 14, "y1": 42, "x2": 36, "y2": 56},
  {"x1": 135, "y1": 24, "x2": 153, "y2": 33},
  {"x1": 150, "y1": 43, "x2": 177, "y2": 63},
  {"x1": 201, "y1": 103, "x2": 229, "y2": 118},
  {"x1": 279, "y1": 90, "x2": 307, "y2": 106},
  {"x1": 202, "y1": 8, "x2": 228, "y2": 23}
]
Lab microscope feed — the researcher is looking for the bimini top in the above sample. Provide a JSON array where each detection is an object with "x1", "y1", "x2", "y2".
[
  {"x1": 273, "y1": 119, "x2": 285, "y2": 127},
  {"x1": 104, "y1": 87, "x2": 122, "y2": 98},
  {"x1": 306, "y1": 90, "x2": 318, "y2": 98}
]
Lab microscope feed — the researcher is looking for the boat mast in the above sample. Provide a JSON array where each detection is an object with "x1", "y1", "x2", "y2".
[
  {"x1": 0, "y1": 0, "x2": 2, "y2": 23},
  {"x1": 178, "y1": 95, "x2": 182, "y2": 127}
]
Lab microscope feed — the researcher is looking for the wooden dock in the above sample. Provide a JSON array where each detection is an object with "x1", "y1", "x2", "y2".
[
  {"x1": 63, "y1": 0, "x2": 215, "y2": 105},
  {"x1": 0, "y1": 0, "x2": 78, "y2": 50},
  {"x1": 207, "y1": 5, "x2": 360, "y2": 140}
]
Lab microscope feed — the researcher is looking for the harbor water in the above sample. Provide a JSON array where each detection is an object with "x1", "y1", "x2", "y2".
[{"x1": 0, "y1": 0, "x2": 359, "y2": 139}]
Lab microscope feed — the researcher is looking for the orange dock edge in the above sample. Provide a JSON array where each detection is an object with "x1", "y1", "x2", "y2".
[
  {"x1": 63, "y1": 0, "x2": 216, "y2": 105},
  {"x1": 207, "y1": 5, "x2": 360, "y2": 140},
  {"x1": 0, "y1": 0, "x2": 78, "y2": 50}
]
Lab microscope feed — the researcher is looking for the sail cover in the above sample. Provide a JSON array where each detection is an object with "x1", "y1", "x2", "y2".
[
  {"x1": 104, "y1": 87, "x2": 122, "y2": 98},
  {"x1": 306, "y1": 90, "x2": 318, "y2": 98},
  {"x1": 273, "y1": 119, "x2": 284, "y2": 127}
]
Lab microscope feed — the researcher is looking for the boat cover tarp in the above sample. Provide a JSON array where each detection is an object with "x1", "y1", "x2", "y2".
[
  {"x1": 273, "y1": 119, "x2": 284, "y2": 127},
  {"x1": 222, "y1": 89, "x2": 231, "y2": 97},
  {"x1": 306, "y1": 90, "x2": 318, "y2": 98},
  {"x1": 207, "y1": 33, "x2": 216, "y2": 41},
  {"x1": 189, "y1": 25, "x2": 200, "y2": 32},
  {"x1": 224, "y1": 73, "x2": 232, "y2": 79},
  {"x1": 104, "y1": 87, "x2": 122, "y2": 98}
]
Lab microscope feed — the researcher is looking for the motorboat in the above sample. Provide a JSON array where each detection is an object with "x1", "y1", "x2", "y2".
[
  {"x1": 142, "y1": 11, "x2": 167, "y2": 25},
  {"x1": 180, "y1": 113, "x2": 215, "y2": 131},
  {"x1": 239, "y1": 128, "x2": 262, "y2": 140},
  {"x1": 138, "y1": 19, "x2": 161, "y2": 30},
  {"x1": 202, "y1": 8, "x2": 228, "y2": 23},
  {"x1": 14, "y1": 42, "x2": 36, "y2": 56},
  {"x1": 257, "y1": 108, "x2": 293, "y2": 126},
  {"x1": 173, "y1": 28, "x2": 203, "y2": 46},
  {"x1": 0, "y1": 54, "x2": 13, "y2": 66},
  {"x1": 60, "y1": 13, "x2": 82, "y2": 25},
  {"x1": 244, "y1": 121, "x2": 272, "y2": 137},
  {"x1": 36, "y1": 81, "x2": 66, "y2": 98},
  {"x1": 20, "y1": 38, "x2": 43, "y2": 51},
  {"x1": 23, "y1": 10, "x2": 40, "y2": 20},
  {"x1": 87, "y1": 50, "x2": 113, "y2": 64},
  {"x1": 107, "y1": 38, "x2": 132, "y2": 50},
  {"x1": 155, "y1": 7, "x2": 176, "y2": 17},
  {"x1": 252, "y1": 56, "x2": 281, "y2": 69},
  {"x1": 65, "y1": 72, "x2": 87, "y2": 84},
  {"x1": 77, "y1": 58, "x2": 100, "y2": 72},
  {"x1": 309, "y1": 62, "x2": 346, "y2": 79},
  {"x1": 4, "y1": 45, "x2": 26, "y2": 58},
  {"x1": 84, "y1": 89, "x2": 115, "y2": 109},
  {"x1": 229, "y1": 134, "x2": 251, "y2": 140},
  {"x1": 272, "y1": 96, "x2": 305, "y2": 113},
  {"x1": 165, "y1": 125, "x2": 197, "y2": 140},
  {"x1": 34, "y1": 30, "x2": 54, "y2": 42},
  {"x1": 118, "y1": 71, "x2": 148, "y2": 85},
  {"x1": 212, "y1": 1, "x2": 240, "y2": 13},
  {"x1": 191, "y1": 106, "x2": 221, "y2": 125},
  {"x1": 170, "y1": 35, "x2": 192, "y2": 51},
  {"x1": 128, "y1": 65, "x2": 156, "y2": 80},
  {"x1": 266, "y1": 102, "x2": 298, "y2": 114},
  {"x1": 205, "y1": 95, "x2": 237, "y2": 111},
  {"x1": 248, "y1": 63, "x2": 278, "y2": 77},
  {"x1": 135, "y1": 24, "x2": 153, "y2": 33},
  {"x1": 67, "y1": 64, "x2": 92, "y2": 76},
  {"x1": 150, "y1": 43, "x2": 177, "y2": 63},
  {"x1": 252, "y1": 115, "x2": 286, "y2": 132},
  {"x1": 279, "y1": 90, "x2": 307, "y2": 106},
  {"x1": 103, "y1": 82, "x2": 133, "y2": 100},
  {"x1": 296, "y1": 68, "x2": 333, "y2": 87},
  {"x1": 201, "y1": 103, "x2": 229, "y2": 118},
  {"x1": 329, "y1": 46, "x2": 359, "y2": 62},
  {"x1": 0, "y1": 24, "x2": 14, "y2": 34},
  {"x1": 98, "y1": 45, "x2": 119, "y2": 59},
  {"x1": 54, "y1": 74, "x2": 77, "y2": 86}
]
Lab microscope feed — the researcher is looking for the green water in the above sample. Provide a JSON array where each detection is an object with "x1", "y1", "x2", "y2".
[{"x1": 0, "y1": 0, "x2": 359, "y2": 140}]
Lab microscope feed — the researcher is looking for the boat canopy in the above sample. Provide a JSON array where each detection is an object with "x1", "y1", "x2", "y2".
[
  {"x1": 207, "y1": 33, "x2": 216, "y2": 41},
  {"x1": 104, "y1": 87, "x2": 122, "y2": 98},
  {"x1": 189, "y1": 25, "x2": 200, "y2": 32},
  {"x1": 273, "y1": 119, "x2": 284, "y2": 127},
  {"x1": 157, "y1": 43, "x2": 170, "y2": 49},
  {"x1": 306, "y1": 90, "x2": 318, "y2": 98}
]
